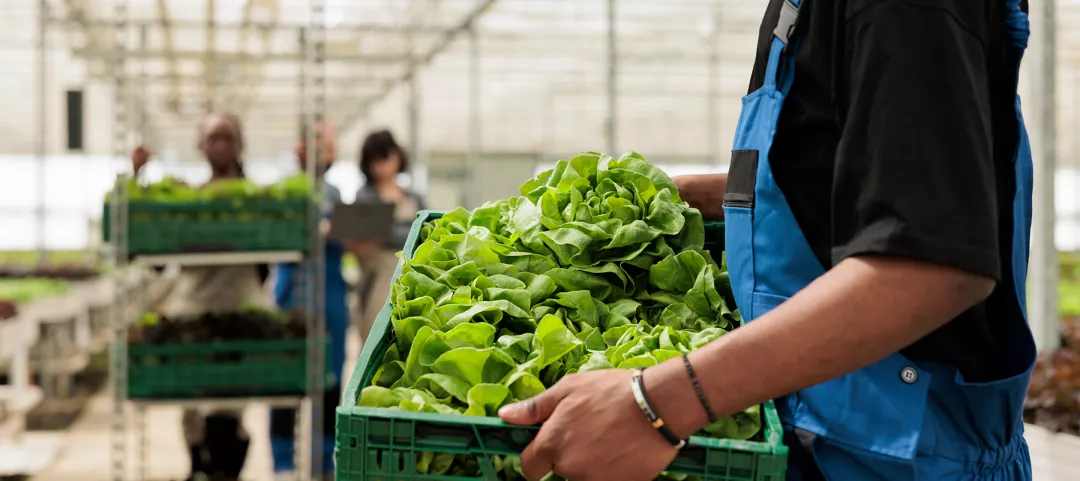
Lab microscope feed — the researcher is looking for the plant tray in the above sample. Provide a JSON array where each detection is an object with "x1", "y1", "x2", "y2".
[
  {"x1": 102, "y1": 198, "x2": 310, "y2": 256},
  {"x1": 336, "y1": 211, "x2": 787, "y2": 480},
  {"x1": 127, "y1": 339, "x2": 331, "y2": 399}
]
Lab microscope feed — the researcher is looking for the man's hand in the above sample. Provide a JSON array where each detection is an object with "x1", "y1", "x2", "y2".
[
  {"x1": 499, "y1": 369, "x2": 677, "y2": 481},
  {"x1": 672, "y1": 174, "x2": 727, "y2": 220},
  {"x1": 132, "y1": 145, "x2": 151, "y2": 175}
]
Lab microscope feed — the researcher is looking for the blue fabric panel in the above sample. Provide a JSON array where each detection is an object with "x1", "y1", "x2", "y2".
[{"x1": 723, "y1": 205, "x2": 756, "y2": 320}]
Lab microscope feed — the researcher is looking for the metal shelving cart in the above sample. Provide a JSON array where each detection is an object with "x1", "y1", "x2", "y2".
[{"x1": 104, "y1": 1, "x2": 330, "y2": 480}]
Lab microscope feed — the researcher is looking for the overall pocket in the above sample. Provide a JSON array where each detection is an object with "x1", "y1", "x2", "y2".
[
  {"x1": 722, "y1": 149, "x2": 759, "y2": 321},
  {"x1": 753, "y1": 291, "x2": 931, "y2": 481}
]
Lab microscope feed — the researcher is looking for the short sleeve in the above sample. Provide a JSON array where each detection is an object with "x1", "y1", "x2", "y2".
[{"x1": 831, "y1": 1, "x2": 1001, "y2": 280}]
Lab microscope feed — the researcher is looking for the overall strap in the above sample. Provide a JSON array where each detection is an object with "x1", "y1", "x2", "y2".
[{"x1": 763, "y1": 0, "x2": 803, "y2": 92}]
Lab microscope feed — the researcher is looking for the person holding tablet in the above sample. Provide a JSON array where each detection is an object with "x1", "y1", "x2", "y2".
[{"x1": 350, "y1": 129, "x2": 426, "y2": 345}]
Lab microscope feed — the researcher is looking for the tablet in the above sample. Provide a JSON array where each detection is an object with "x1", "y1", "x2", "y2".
[{"x1": 328, "y1": 201, "x2": 396, "y2": 243}]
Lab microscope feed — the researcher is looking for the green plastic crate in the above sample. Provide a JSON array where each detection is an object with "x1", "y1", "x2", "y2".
[
  {"x1": 336, "y1": 211, "x2": 787, "y2": 480},
  {"x1": 703, "y1": 220, "x2": 725, "y2": 253},
  {"x1": 102, "y1": 198, "x2": 310, "y2": 255},
  {"x1": 127, "y1": 340, "x2": 333, "y2": 399}
]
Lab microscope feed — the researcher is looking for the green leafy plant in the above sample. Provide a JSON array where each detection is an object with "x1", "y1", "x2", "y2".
[
  {"x1": 267, "y1": 173, "x2": 311, "y2": 199},
  {"x1": 106, "y1": 174, "x2": 310, "y2": 204},
  {"x1": 0, "y1": 278, "x2": 70, "y2": 303},
  {"x1": 357, "y1": 152, "x2": 754, "y2": 479}
]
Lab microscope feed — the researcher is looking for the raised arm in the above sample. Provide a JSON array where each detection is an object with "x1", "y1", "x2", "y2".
[{"x1": 131, "y1": 145, "x2": 151, "y2": 177}]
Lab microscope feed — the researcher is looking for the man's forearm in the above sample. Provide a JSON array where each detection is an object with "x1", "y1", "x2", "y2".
[
  {"x1": 644, "y1": 255, "x2": 995, "y2": 439},
  {"x1": 674, "y1": 174, "x2": 727, "y2": 220}
]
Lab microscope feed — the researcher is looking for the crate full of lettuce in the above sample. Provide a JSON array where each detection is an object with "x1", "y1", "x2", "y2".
[
  {"x1": 336, "y1": 153, "x2": 787, "y2": 481},
  {"x1": 103, "y1": 174, "x2": 312, "y2": 255}
]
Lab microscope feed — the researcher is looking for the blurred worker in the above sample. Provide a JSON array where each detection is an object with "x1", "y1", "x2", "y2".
[
  {"x1": 269, "y1": 121, "x2": 348, "y2": 479},
  {"x1": 135, "y1": 113, "x2": 264, "y2": 481},
  {"x1": 499, "y1": 1, "x2": 1038, "y2": 480},
  {"x1": 350, "y1": 129, "x2": 426, "y2": 345}
]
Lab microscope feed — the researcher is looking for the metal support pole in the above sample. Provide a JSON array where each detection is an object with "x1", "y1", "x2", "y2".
[
  {"x1": 136, "y1": 405, "x2": 147, "y2": 481},
  {"x1": 139, "y1": 26, "x2": 149, "y2": 145},
  {"x1": 36, "y1": 0, "x2": 48, "y2": 265},
  {"x1": 1029, "y1": 0, "x2": 1059, "y2": 352},
  {"x1": 204, "y1": 0, "x2": 218, "y2": 112},
  {"x1": 406, "y1": 25, "x2": 422, "y2": 191},
  {"x1": 605, "y1": 0, "x2": 618, "y2": 155},
  {"x1": 297, "y1": 27, "x2": 307, "y2": 137},
  {"x1": 109, "y1": 2, "x2": 130, "y2": 479},
  {"x1": 1073, "y1": 73, "x2": 1080, "y2": 245},
  {"x1": 407, "y1": 73, "x2": 422, "y2": 190},
  {"x1": 296, "y1": 24, "x2": 309, "y2": 479},
  {"x1": 706, "y1": 8, "x2": 720, "y2": 165},
  {"x1": 466, "y1": 27, "x2": 480, "y2": 209},
  {"x1": 303, "y1": 1, "x2": 327, "y2": 478}
]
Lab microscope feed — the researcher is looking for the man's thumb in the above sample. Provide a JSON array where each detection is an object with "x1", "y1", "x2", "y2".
[{"x1": 498, "y1": 387, "x2": 565, "y2": 426}]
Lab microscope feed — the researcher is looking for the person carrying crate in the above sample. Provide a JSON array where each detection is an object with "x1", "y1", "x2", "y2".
[
  {"x1": 269, "y1": 120, "x2": 349, "y2": 479},
  {"x1": 135, "y1": 112, "x2": 267, "y2": 481},
  {"x1": 498, "y1": 1, "x2": 1039, "y2": 480}
]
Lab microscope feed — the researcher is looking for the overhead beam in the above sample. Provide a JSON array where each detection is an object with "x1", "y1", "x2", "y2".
[
  {"x1": 338, "y1": 0, "x2": 500, "y2": 133},
  {"x1": 48, "y1": 16, "x2": 454, "y2": 34},
  {"x1": 48, "y1": 15, "x2": 762, "y2": 50},
  {"x1": 71, "y1": 47, "x2": 417, "y2": 64},
  {"x1": 85, "y1": 73, "x2": 395, "y2": 86}
]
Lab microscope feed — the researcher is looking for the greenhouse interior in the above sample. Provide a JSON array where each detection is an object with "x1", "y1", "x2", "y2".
[{"x1": 1, "y1": 0, "x2": 1079, "y2": 480}]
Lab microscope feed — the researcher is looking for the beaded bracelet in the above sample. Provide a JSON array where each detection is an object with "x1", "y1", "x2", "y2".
[{"x1": 682, "y1": 353, "x2": 718, "y2": 423}]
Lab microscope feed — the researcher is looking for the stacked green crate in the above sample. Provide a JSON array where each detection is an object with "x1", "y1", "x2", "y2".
[
  {"x1": 103, "y1": 197, "x2": 310, "y2": 255},
  {"x1": 127, "y1": 340, "x2": 333, "y2": 399}
]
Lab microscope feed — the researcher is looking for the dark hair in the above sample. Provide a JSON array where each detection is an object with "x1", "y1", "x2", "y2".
[
  {"x1": 359, "y1": 129, "x2": 409, "y2": 183},
  {"x1": 198, "y1": 112, "x2": 246, "y2": 177}
]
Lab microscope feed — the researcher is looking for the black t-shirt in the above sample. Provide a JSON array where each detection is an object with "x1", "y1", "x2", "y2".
[{"x1": 751, "y1": 0, "x2": 1027, "y2": 383}]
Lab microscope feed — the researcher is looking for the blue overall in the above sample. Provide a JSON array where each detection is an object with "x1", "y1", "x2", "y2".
[
  {"x1": 722, "y1": 1, "x2": 1037, "y2": 479},
  {"x1": 269, "y1": 184, "x2": 350, "y2": 475}
]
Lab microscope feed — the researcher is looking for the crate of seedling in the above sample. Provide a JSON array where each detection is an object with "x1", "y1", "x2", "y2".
[
  {"x1": 126, "y1": 305, "x2": 332, "y2": 399},
  {"x1": 103, "y1": 175, "x2": 312, "y2": 255}
]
